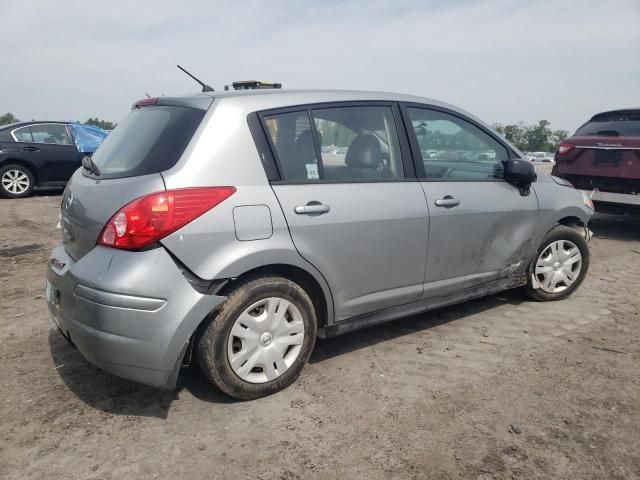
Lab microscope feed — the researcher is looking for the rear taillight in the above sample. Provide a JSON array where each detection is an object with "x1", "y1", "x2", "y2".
[
  {"x1": 98, "y1": 187, "x2": 236, "y2": 250},
  {"x1": 557, "y1": 143, "x2": 575, "y2": 156}
]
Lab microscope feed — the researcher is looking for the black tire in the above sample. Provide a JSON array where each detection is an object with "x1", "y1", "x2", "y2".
[
  {"x1": 196, "y1": 274, "x2": 317, "y2": 400},
  {"x1": 524, "y1": 225, "x2": 590, "y2": 301},
  {"x1": 0, "y1": 164, "x2": 35, "y2": 198}
]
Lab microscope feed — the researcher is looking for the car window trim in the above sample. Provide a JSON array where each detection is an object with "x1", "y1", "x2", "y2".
[
  {"x1": 256, "y1": 100, "x2": 417, "y2": 184},
  {"x1": 247, "y1": 112, "x2": 281, "y2": 181},
  {"x1": 399, "y1": 102, "x2": 513, "y2": 182},
  {"x1": 11, "y1": 123, "x2": 73, "y2": 146},
  {"x1": 10, "y1": 125, "x2": 34, "y2": 143},
  {"x1": 307, "y1": 109, "x2": 327, "y2": 180},
  {"x1": 63, "y1": 124, "x2": 74, "y2": 146}
]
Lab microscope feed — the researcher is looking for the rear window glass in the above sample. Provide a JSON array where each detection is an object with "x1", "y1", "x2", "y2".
[
  {"x1": 91, "y1": 105, "x2": 205, "y2": 178},
  {"x1": 575, "y1": 112, "x2": 640, "y2": 137}
]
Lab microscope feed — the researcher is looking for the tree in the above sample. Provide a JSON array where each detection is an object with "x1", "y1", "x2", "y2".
[
  {"x1": 549, "y1": 129, "x2": 569, "y2": 151},
  {"x1": 85, "y1": 118, "x2": 116, "y2": 130},
  {"x1": 494, "y1": 122, "x2": 525, "y2": 150},
  {"x1": 523, "y1": 120, "x2": 552, "y2": 152},
  {"x1": 0, "y1": 112, "x2": 19, "y2": 126},
  {"x1": 493, "y1": 120, "x2": 567, "y2": 152}
]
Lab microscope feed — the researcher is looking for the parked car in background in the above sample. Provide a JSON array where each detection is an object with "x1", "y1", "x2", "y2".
[
  {"x1": 552, "y1": 109, "x2": 640, "y2": 215},
  {"x1": 527, "y1": 151, "x2": 555, "y2": 164},
  {"x1": 47, "y1": 89, "x2": 593, "y2": 400},
  {"x1": 0, "y1": 121, "x2": 108, "y2": 198}
]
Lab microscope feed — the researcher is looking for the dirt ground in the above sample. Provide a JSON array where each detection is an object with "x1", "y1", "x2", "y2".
[{"x1": 1, "y1": 188, "x2": 639, "y2": 480}]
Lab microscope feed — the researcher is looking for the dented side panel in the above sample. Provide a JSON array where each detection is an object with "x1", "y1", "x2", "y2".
[{"x1": 420, "y1": 181, "x2": 539, "y2": 298}]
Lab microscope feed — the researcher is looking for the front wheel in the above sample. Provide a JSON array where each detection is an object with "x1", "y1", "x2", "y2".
[
  {"x1": 524, "y1": 225, "x2": 590, "y2": 301},
  {"x1": 197, "y1": 274, "x2": 317, "y2": 400}
]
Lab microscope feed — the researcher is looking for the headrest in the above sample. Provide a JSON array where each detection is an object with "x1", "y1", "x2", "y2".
[{"x1": 345, "y1": 134, "x2": 382, "y2": 169}]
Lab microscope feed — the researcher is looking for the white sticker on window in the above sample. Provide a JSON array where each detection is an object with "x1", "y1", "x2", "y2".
[{"x1": 306, "y1": 163, "x2": 319, "y2": 179}]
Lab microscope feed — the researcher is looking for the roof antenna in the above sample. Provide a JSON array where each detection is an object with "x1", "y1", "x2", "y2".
[{"x1": 176, "y1": 65, "x2": 214, "y2": 92}]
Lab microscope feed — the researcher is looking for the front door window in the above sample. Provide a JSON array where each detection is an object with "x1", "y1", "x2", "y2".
[{"x1": 407, "y1": 107, "x2": 508, "y2": 181}]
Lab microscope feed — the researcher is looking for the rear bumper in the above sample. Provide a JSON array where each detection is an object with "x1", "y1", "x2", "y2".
[
  {"x1": 46, "y1": 244, "x2": 226, "y2": 389},
  {"x1": 580, "y1": 188, "x2": 640, "y2": 206}
]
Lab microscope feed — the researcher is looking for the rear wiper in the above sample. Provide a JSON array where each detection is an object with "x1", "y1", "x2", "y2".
[{"x1": 82, "y1": 155, "x2": 101, "y2": 176}]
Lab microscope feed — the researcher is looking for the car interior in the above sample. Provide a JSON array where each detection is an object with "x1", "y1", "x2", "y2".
[
  {"x1": 408, "y1": 109, "x2": 507, "y2": 181},
  {"x1": 266, "y1": 106, "x2": 403, "y2": 181},
  {"x1": 265, "y1": 106, "x2": 513, "y2": 182}
]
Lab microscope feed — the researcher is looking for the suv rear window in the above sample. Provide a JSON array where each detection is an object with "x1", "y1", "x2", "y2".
[
  {"x1": 575, "y1": 112, "x2": 640, "y2": 137},
  {"x1": 91, "y1": 105, "x2": 205, "y2": 178}
]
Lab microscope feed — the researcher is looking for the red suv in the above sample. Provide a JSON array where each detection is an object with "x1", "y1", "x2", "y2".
[{"x1": 552, "y1": 109, "x2": 640, "y2": 215}]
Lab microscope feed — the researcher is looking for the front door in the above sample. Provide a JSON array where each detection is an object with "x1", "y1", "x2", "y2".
[
  {"x1": 403, "y1": 105, "x2": 539, "y2": 297},
  {"x1": 264, "y1": 104, "x2": 429, "y2": 321}
]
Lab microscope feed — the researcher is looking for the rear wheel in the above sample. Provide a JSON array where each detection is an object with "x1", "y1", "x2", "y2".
[
  {"x1": 524, "y1": 225, "x2": 589, "y2": 301},
  {"x1": 0, "y1": 164, "x2": 34, "y2": 198},
  {"x1": 197, "y1": 274, "x2": 317, "y2": 400}
]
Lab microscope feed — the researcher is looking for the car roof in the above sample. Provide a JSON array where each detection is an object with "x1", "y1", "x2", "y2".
[
  {"x1": 169, "y1": 88, "x2": 493, "y2": 131},
  {"x1": 0, "y1": 120, "x2": 69, "y2": 131},
  {"x1": 151, "y1": 88, "x2": 523, "y2": 157},
  {"x1": 590, "y1": 108, "x2": 640, "y2": 120},
  {"x1": 206, "y1": 88, "x2": 437, "y2": 102},
  {"x1": 204, "y1": 88, "x2": 461, "y2": 110}
]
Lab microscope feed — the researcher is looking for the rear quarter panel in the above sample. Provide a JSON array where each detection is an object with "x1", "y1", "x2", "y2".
[
  {"x1": 0, "y1": 141, "x2": 42, "y2": 183},
  {"x1": 159, "y1": 98, "x2": 336, "y2": 323}
]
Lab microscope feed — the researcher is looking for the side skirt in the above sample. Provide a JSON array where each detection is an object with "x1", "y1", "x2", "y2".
[{"x1": 317, "y1": 275, "x2": 526, "y2": 339}]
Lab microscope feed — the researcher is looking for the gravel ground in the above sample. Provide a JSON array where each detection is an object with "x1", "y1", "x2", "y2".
[{"x1": 1, "y1": 189, "x2": 639, "y2": 480}]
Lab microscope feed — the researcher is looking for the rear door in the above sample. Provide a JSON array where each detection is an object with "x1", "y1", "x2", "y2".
[
  {"x1": 263, "y1": 103, "x2": 428, "y2": 321},
  {"x1": 27, "y1": 124, "x2": 81, "y2": 182},
  {"x1": 402, "y1": 104, "x2": 539, "y2": 297}
]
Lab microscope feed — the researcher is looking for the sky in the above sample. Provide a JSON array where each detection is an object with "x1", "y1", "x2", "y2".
[{"x1": 1, "y1": 0, "x2": 638, "y2": 132}]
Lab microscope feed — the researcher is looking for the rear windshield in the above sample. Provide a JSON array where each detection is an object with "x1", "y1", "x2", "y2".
[
  {"x1": 90, "y1": 105, "x2": 205, "y2": 178},
  {"x1": 575, "y1": 112, "x2": 640, "y2": 137}
]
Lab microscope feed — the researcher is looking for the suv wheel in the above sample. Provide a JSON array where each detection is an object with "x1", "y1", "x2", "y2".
[
  {"x1": 0, "y1": 164, "x2": 35, "y2": 198},
  {"x1": 197, "y1": 274, "x2": 317, "y2": 400},
  {"x1": 524, "y1": 225, "x2": 590, "y2": 301}
]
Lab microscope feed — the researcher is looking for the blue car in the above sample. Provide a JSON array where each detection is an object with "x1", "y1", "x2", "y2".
[{"x1": 0, "y1": 121, "x2": 108, "y2": 198}]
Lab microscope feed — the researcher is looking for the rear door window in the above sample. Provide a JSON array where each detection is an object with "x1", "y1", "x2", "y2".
[
  {"x1": 312, "y1": 106, "x2": 404, "y2": 180},
  {"x1": 30, "y1": 124, "x2": 72, "y2": 145},
  {"x1": 90, "y1": 105, "x2": 205, "y2": 179},
  {"x1": 262, "y1": 105, "x2": 404, "y2": 182},
  {"x1": 263, "y1": 111, "x2": 320, "y2": 181}
]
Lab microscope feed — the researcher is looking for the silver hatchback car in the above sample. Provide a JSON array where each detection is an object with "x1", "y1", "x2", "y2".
[{"x1": 47, "y1": 89, "x2": 593, "y2": 399}]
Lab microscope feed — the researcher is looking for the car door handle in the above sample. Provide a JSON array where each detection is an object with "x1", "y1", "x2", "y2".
[
  {"x1": 294, "y1": 202, "x2": 330, "y2": 215},
  {"x1": 22, "y1": 146, "x2": 39, "y2": 152},
  {"x1": 434, "y1": 196, "x2": 460, "y2": 208}
]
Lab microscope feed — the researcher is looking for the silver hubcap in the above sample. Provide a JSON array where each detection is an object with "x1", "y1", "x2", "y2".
[
  {"x1": 227, "y1": 297, "x2": 305, "y2": 384},
  {"x1": 534, "y1": 240, "x2": 582, "y2": 293},
  {"x1": 1, "y1": 169, "x2": 30, "y2": 194}
]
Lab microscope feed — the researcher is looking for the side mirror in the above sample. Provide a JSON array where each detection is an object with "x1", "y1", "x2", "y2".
[
  {"x1": 504, "y1": 158, "x2": 536, "y2": 196},
  {"x1": 504, "y1": 158, "x2": 536, "y2": 185}
]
